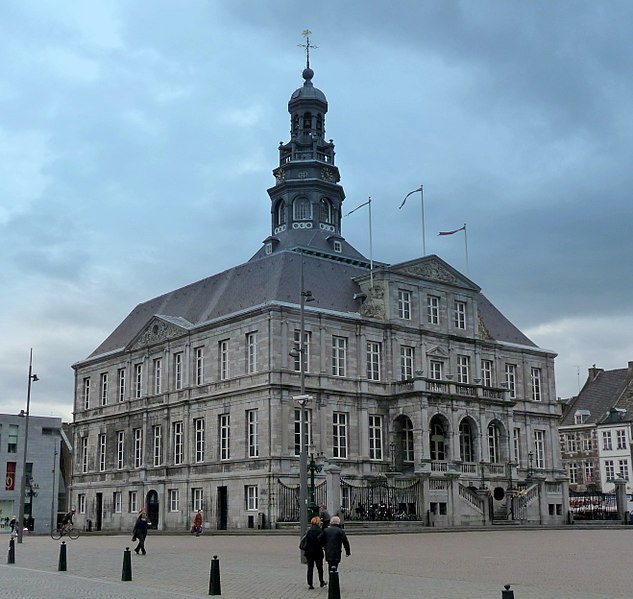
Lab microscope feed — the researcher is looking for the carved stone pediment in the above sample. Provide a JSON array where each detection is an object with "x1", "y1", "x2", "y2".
[
  {"x1": 399, "y1": 261, "x2": 463, "y2": 286},
  {"x1": 130, "y1": 317, "x2": 189, "y2": 350},
  {"x1": 427, "y1": 345, "x2": 448, "y2": 358}
]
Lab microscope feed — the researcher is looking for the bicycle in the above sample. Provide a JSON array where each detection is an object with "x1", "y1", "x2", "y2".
[{"x1": 51, "y1": 523, "x2": 80, "y2": 540}]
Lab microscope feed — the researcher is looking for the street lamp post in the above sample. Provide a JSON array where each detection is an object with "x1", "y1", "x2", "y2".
[
  {"x1": 528, "y1": 451, "x2": 534, "y2": 478},
  {"x1": 307, "y1": 443, "x2": 324, "y2": 520},
  {"x1": 17, "y1": 348, "x2": 39, "y2": 544}
]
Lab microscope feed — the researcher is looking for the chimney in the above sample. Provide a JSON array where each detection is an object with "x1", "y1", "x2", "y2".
[
  {"x1": 628, "y1": 361, "x2": 633, "y2": 374},
  {"x1": 588, "y1": 364, "x2": 604, "y2": 380}
]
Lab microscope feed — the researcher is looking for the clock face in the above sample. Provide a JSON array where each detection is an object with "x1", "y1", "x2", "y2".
[{"x1": 321, "y1": 168, "x2": 334, "y2": 182}]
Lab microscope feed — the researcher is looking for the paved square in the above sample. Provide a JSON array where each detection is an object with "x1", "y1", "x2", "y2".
[{"x1": 1, "y1": 528, "x2": 631, "y2": 598}]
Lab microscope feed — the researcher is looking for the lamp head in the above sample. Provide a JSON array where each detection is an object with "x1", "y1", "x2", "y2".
[{"x1": 31, "y1": 374, "x2": 39, "y2": 382}]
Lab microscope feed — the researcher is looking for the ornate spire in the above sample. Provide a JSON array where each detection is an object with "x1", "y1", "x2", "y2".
[{"x1": 298, "y1": 29, "x2": 318, "y2": 69}]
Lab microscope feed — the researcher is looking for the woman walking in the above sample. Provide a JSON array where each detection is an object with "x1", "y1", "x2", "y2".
[
  {"x1": 302, "y1": 516, "x2": 327, "y2": 590},
  {"x1": 132, "y1": 510, "x2": 151, "y2": 555}
]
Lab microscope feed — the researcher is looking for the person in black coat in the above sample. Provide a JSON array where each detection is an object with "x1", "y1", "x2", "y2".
[
  {"x1": 302, "y1": 516, "x2": 327, "y2": 589},
  {"x1": 320, "y1": 515, "x2": 351, "y2": 572},
  {"x1": 132, "y1": 510, "x2": 151, "y2": 555}
]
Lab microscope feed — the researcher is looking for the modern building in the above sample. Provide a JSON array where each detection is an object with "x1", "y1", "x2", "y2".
[
  {"x1": 70, "y1": 61, "x2": 567, "y2": 531},
  {"x1": 560, "y1": 363, "x2": 633, "y2": 504},
  {"x1": 0, "y1": 413, "x2": 70, "y2": 535}
]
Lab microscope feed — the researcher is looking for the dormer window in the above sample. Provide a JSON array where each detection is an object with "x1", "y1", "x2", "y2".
[
  {"x1": 293, "y1": 197, "x2": 312, "y2": 221},
  {"x1": 265, "y1": 242, "x2": 273, "y2": 255},
  {"x1": 574, "y1": 409, "x2": 590, "y2": 424},
  {"x1": 333, "y1": 240, "x2": 342, "y2": 253}
]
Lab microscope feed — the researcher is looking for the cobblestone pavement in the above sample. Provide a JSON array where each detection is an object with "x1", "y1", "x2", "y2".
[{"x1": 1, "y1": 528, "x2": 632, "y2": 598}]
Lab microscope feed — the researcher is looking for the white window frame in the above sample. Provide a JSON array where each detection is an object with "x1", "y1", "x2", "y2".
[
  {"x1": 454, "y1": 300, "x2": 466, "y2": 329},
  {"x1": 294, "y1": 408, "x2": 312, "y2": 456},
  {"x1": 369, "y1": 415, "x2": 383, "y2": 460},
  {"x1": 78, "y1": 493, "x2": 86, "y2": 514},
  {"x1": 219, "y1": 340, "x2": 229, "y2": 380},
  {"x1": 245, "y1": 485, "x2": 259, "y2": 511},
  {"x1": 98, "y1": 433, "x2": 107, "y2": 472},
  {"x1": 513, "y1": 428, "x2": 521, "y2": 463},
  {"x1": 220, "y1": 414, "x2": 230, "y2": 460},
  {"x1": 568, "y1": 462, "x2": 578, "y2": 484},
  {"x1": 116, "y1": 431, "x2": 125, "y2": 469},
  {"x1": 81, "y1": 436, "x2": 88, "y2": 473},
  {"x1": 427, "y1": 295, "x2": 440, "y2": 325},
  {"x1": 175, "y1": 352, "x2": 183, "y2": 390},
  {"x1": 195, "y1": 347, "x2": 204, "y2": 386},
  {"x1": 169, "y1": 489, "x2": 179, "y2": 512},
  {"x1": 457, "y1": 355, "x2": 470, "y2": 384},
  {"x1": 505, "y1": 364, "x2": 517, "y2": 399},
  {"x1": 400, "y1": 345, "x2": 414, "y2": 381},
  {"x1": 617, "y1": 429, "x2": 627, "y2": 450},
  {"x1": 332, "y1": 336, "x2": 347, "y2": 377},
  {"x1": 333, "y1": 412, "x2": 348, "y2": 459},
  {"x1": 134, "y1": 428, "x2": 143, "y2": 468},
  {"x1": 247, "y1": 409, "x2": 259, "y2": 458},
  {"x1": 584, "y1": 461, "x2": 594, "y2": 483},
  {"x1": 129, "y1": 491, "x2": 138, "y2": 513},
  {"x1": 481, "y1": 359, "x2": 493, "y2": 387},
  {"x1": 153, "y1": 358, "x2": 162, "y2": 395},
  {"x1": 118, "y1": 368, "x2": 126, "y2": 402},
  {"x1": 134, "y1": 363, "x2": 143, "y2": 399},
  {"x1": 366, "y1": 341, "x2": 381, "y2": 381},
  {"x1": 83, "y1": 377, "x2": 90, "y2": 410},
  {"x1": 398, "y1": 289, "x2": 411, "y2": 320},
  {"x1": 605, "y1": 459, "x2": 615, "y2": 481},
  {"x1": 114, "y1": 491, "x2": 122, "y2": 513},
  {"x1": 534, "y1": 430, "x2": 545, "y2": 469},
  {"x1": 293, "y1": 330, "x2": 311, "y2": 373},
  {"x1": 195, "y1": 417, "x2": 205, "y2": 463},
  {"x1": 153, "y1": 425, "x2": 162, "y2": 467},
  {"x1": 247, "y1": 332, "x2": 257, "y2": 374},
  {"x1": 192, "y1": 488, "x2": 204, "y2": 511},
  {"x1": 173, "y1": 421, "x2": 184, "y2": 465},
  {"x1": 602, "y1": 431, "x2": 613, "y2": 451},
  {"x1": 100, "y1": 373, "x2": 108, "y2": 406},
  {"x1": 429, "y1": 360, "x2": 443, "y2": 380},
  {"x1": 618, "y1": 459, "x2": 629, "y2": 480},
  {"x1": 531, "y1": 367, "x2": 542, "y2": 401},
  {"x1": 488, "y1": 423, "x2": 500, "y2": 463}
]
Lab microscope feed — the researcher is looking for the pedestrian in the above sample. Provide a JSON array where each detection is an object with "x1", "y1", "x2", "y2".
[
  {"x1": 319, "y1": 503, "x2": 330, "y2": 528},
  {"x1": 132, "y1": 510, "x2": 151, "y2": 555},
  {"x1": 302, "y1": 516, "x2": 327, "y2": 590},
  {"x1": 191, "y1": 510, "x2": 203, "y2": 536},
  {"x1": 320, "y1": 515, "x2": 351, "y2": 572},
  {"x1": 9, "y1": 515, "x2": 17, "y2": 534}
]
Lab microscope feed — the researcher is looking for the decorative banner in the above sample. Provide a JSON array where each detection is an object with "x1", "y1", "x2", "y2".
[{"x1": 5, "y1": 462, "x2": 16, "y2": 491}]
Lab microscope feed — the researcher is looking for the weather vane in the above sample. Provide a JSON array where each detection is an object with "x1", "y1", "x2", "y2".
[{"x1": 298, "y1": 29, "x2": 318, "y2": 69}]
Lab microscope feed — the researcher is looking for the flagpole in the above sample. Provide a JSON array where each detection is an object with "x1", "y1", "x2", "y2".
[
  {"x1": 345, "y1": 197, "x2": 373, "y2": 288},
  {"x1": 463, "y1": 223, "x2": 469, "y2": 276},
  {"x1": 420, "y1": 185, "x2": 426, "y2": 257}
]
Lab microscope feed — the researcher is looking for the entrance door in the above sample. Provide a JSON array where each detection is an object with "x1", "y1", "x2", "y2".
[
  {"x1": 95, "y1": 493, "x2": 102, "y2": 531},
  {"x1": 146, "y1": 490, "x2": 159, "y2": 529},
  {"x1": 217, "y1": 487, "x2": 228, "y2": 530}
]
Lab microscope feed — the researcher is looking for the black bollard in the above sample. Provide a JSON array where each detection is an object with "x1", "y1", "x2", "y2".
[
  {"x1": 209, "y1": 554, "x2": 221, "y2": 595},
  {"x1": 327, "y1": 568, "x2": 341, "y2": 599},
  {"x1": 58, "y1": 541, "x2": 67, "y2": 571},
  {"x1": 121, "y1": 547, "x2": 132, "y2": 581},
  {"x1": 502, "y1": 584, "x2": 515, "y2": 599},
  {"x1": 7, "y1": 537, "x2": 15, "y2": 565}
]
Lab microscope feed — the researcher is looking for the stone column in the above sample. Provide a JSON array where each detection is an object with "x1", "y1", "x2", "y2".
[
  {"x1": 615, "y1": 477, "x2": 628, "y2": 523},
  {"x1": 325, "y1": 463, "x2": 342, "y2": 516}
]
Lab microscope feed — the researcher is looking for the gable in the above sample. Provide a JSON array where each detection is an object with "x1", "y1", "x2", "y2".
[
  {"x1": 127, "y1": 315, "x2": 192, "y2": 351},
  {"x1": 389, "y1": 255, "x2": 480, "y2": 291}
]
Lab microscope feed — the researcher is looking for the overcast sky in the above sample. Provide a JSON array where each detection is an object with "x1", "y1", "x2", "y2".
[{"x1": 2, "y1": 1, "x2": 632, "y2": 421}]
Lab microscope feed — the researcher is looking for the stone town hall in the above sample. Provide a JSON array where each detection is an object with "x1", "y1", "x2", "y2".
[{"x1": 71, "y1": 57, "x2": 567, "y2": 532}]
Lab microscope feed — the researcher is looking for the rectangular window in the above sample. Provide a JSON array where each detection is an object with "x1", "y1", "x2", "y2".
[
  {"x1": 457, "y1": 355, "x2": 470, "y2": 384},
  {"x1": 582, "y1": 432, "x2": 593, "y2": 451},
  {"x1": 78, "y1": 494, "x2": 86, "y2": 514},
  {"x1": 195, "y1": 418, "x2": 205, "y2": 463},
  {"x1": 369, "y1": 415, "x2": 383, "y2": 460},
  {"x1": 81, "y1": 436, "x2": 89, "y2": 473},
  {"x1": 174, "y1": 352, "x2": 183, "y2": 390},
  {"x1": 331, "y1": 336, "x2": 347, "y2": 377},
  {"x1": 531, "y1": 367, "x2": 542, "y2": 401},
  {"x1": 153, "y1": 358, "x2": 162, "y2": 395},
  {"x1": 134, "y1": 364, "x2": 143, "y2": 399},
  {"x1": 245, "y1": 485, "x2": 259, "y2": 511},
  {"x1": 429, "y1": 360, "x2": 443, "y2": 380},
  {"x1": 219, "y1": 340, "x2": 229, "y2": 380},
  {"x1": 114, "y1": 491, "x2": 122, "y2": 513},
  {"x1": 454, "y1": 301, "x2": 466, "y2": 329},
  {"x1": 398, "y1": 289, "x2": 411, "y2": 320},
  {"x1": 98, "y1": 433, "x2": 107, "y2": 472},
  {"x1": 427, "y1": 295, "x2": 440, "y2": 325},
  {"x1": 192, "y1": 488, "x2": 204, "y2": 511},
  {"x1": 602, "y1": 431, "x2": 613, "y2": 451},
  {"x1": 584, "y1": 461, "x2": 594, "y2": 483},
  {"x1": 605, "y1": 459, "x2": 615, "y2": 481},
  {"x1": 129, "y1": 491, "x2": 137, "y2": 513},
  {"x1": 134, "y1": 428, "x2": 143, "y2": 468},
  {"x1": 618, "y1": 459, "x2": 629, "y2": 480},
  {"x1": 568, "y1": 462, "x2": 578, "y2": 484},
  {"x1": 293, "y1": 330, "x2": 311, "y2": 373},
  {"x1": 505, "y1": 364, "x2": 517, "y2": 398},
  {"x1": 118, "y1": 368, "x2": 126, "y2": 402},
  {"x1": 617, "y1": 429, "x2": 627, "y2": 450},
  {"x1": 8, "y1": 424, "x2": 18, "y2": 453},
  {"x1": 100, "y1": 373, "x2": 108, "y2": 406},
  {"x1": 567, "y1": 433, "x2": 577, "y2": 453},
  {"x1": 116, "y1": 431, "x2": 125, "y2": 469},
  {"x1": 513, "y1": 428, "x2": 521, "y2": 463},
  {"x1": 366, "y1": 341, "x2": 381, "y2": 381},
  {"x1": 534, "y1": 430, "x2": 545, "y2": 469},
  {"x1": 247, "y1": 332, "x2": 257, "y2": 374},
  {"x1": 153, "y1": 425, "x2": 162, "y2": 467},
  {"x1": 219, "y1": 414, "x2": 230, "y2": 460},
  {"x1": 396, "y1": 345, "x2": 412, "y2": 381},
  {"x1": 294, "y1": 408, "x2": 312, "y2": 456},
  {"x1": 173, "y1": 421, "x2": 183, "y2": 465},
  {"x1": 333, "y1": 412, "x2": 348, "y2": 459},
  {"x1": 247, "y1": 409, "x2": 259, "y2": 458},
  {"x1": 481, "y1": 359, "x2": 493, "y2": 387},
  {"x1": 195, "y1": 347, "x2": 204, "y2": 386},
  {"x1": 169, "y1": 489, "x2": 179, "y2": 512},
  {"x1": 83, "y1": 377, "x2": 91, "y2": 410}
]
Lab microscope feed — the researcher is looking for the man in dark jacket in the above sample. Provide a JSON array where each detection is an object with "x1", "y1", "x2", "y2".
[{"x1": 320, "y1": 516, "x2": 351, "y2": 571}]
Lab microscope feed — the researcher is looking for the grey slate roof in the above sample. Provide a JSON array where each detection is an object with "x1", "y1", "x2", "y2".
[
  {"x1": 560, "y1": 367, "x2": 632, "y2": 426},
  {"x1": 83, "y1": 249, "x2": 545, "y2": 364}
]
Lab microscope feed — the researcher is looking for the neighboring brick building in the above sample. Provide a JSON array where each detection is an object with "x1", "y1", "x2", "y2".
[{"x1": 70, "y1": 62, "x2": 566, "y2": 532}]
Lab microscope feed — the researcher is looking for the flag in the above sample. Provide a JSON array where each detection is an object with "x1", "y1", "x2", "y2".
[
  {"x1": 399, "y1": 186, "x2": 423, "y2": 209},
  {"x1": 438, "y1": 225, "x2": 466, "y2": 236}
]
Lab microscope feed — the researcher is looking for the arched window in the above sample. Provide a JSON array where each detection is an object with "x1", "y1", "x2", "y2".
[
  {"x1": 292, "y1": 114, "x2": 299, "y2": 135},
  {"x1": 459, "y1": 419, "x2": 475, "y2": 463},
  {"x1": 293, "y1": 197, "x2": 311, "y2": 221},
  {"x1": 302, "y1": 112, "x2": 312, "y2": 131},
  {"x1": 275, "y1": 201, "x2": 286, "y2": 227},
  {"x1": 316, "y1": 113, "x2": 323, "y2": 134},
  {"x1": 429, "y1": 416, "x2": 446, "y2": 461},
  {"x1": 488, "y1": 422, "x2": 501, "y2": 463},
  {"x1": 319, "y1": 198, "x2": 332, "y2": 223}
]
